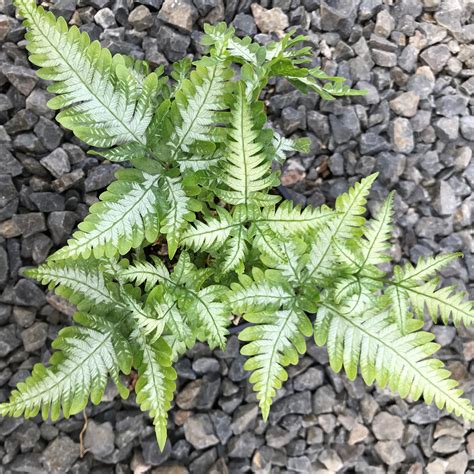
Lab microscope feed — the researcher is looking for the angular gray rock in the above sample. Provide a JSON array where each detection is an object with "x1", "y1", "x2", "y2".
[
  {"x1": 184, "y1": 414, "x2": 219, "y2": 450},
  {"x1": 41, "y1": 436, "x2": 80, "y2": 473}
]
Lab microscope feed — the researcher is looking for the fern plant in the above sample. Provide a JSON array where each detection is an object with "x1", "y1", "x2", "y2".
[{"x1": 2, "y1": 0, "x2": 473, "y2": 450}]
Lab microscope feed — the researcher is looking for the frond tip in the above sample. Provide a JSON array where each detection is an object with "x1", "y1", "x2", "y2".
[
  {"x1": 134, "y1": 336, "x2": 177, "y2": 450},
  {"x1": 315, "y1": 303, "x2": 474, "y2": 420},
  {"x1": 15, "y1": 0, "x2": 159, "y2": 147},
  {"x1": 0, "y1": 313, "x2": 132, "y2": 420},
  {"x1": 240, "y1": 306, "x2": 313, "y2": 420}
]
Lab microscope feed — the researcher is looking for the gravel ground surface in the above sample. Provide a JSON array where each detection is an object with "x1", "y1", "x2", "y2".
[{"x1": 1, "y1": 0, "x2": 473, "y2": 472}]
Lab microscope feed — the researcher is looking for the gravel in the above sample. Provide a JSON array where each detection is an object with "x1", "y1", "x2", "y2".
[{"x1": 0, "y1": 0, "x2": 473, "y2": 472}]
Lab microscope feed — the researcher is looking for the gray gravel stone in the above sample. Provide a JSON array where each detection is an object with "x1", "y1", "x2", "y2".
[
  {"x1": 0, "y1": 324, "x2": 21, "y2": 357},
  {"x1": 84, "y1": 164, "x2": 120, "y2": 192},
  {"x1": 460, "y1": 116, "x2": 474, "y2": 141},
  {"x1": 0, "y1": 246, "x2": 8, "y2": 286},
  {"x1": 30, "y1": 192, "x2": 65, "y2": 212},
  {"x1": 319, "y1": 448, "x2": 344, "y2": 471},
  {"x1": 434, "y1": 117, "x2": 459, "y2": 142},
  {"x1": 389, "y1": 91, "x2": 419, "y2": 118},
  {"x1": 329, "y1": 107, "x2": 361, "y2": 144},
  {"x1": 398, "y1": 44, "x2": 418, "y2": 72},
  {"x1": 34, "y1": 117, "x2": 64, "y2": 152},
  {"x1": 372, "y1": 412, "x2": 404, "y2": 440},
  {"x1": 12, "y1": 213, "x2": 46, "y2": 238},
  {"x1": 47, "y1": 211, "x2": 77, "y2": 245},
  {"x1": 313, "y1": 385, "x2": 336, "y2": 414},
  {"x1": 391, "y1": 117, "x2": 414, "y2": 153},
  {"x1": 84, "y1": 420, "x2": 115, "y2": 458},
  {"x1": 432, "y1": 181, "x2": 457, "y2": 216},
  {"x1": 320, "y1": 0, "x2": 358, "y2": 38},
  {"x1": 129, "y1": 5, "x2": 153, "y2": 31},
  {"x1": 375, "y1": 440, "x2": 406, "y2": 465},
  {"x1": 269, "y1": 391, "x2": 312, "y2": 424},
  {"x1": 432, "y1": 435, "x2": 464, "y2": 454},
  {"x1": 288, "y1": 455, "x2": 312, "y2": 472},
  {"x1": 3, "y1": 65, "x2": 39, "y2": 96},
  {"x1": 227, "y1": 432, "x2": 260, "y2": 458},
  {"x1": 41, "y1": 436, "x2": 80, "y2": 473},
  {"x1": 435, "y1": 95, "x2": 468, "y2": 117},
  {"x1": 233, "y1": 12, "x2": 257, "y2": 36},
  {"x1": 231, "y1": 403, "x2": 258, "y2": 435},
  {"x1": 13, "y1": 278, "x2": 46, "y2": 307},
  {"x1": 359, "y1": 132, "x2": 390, "y2": 155},
  {"x1": 293, "y1": 367, "x2": 325, "y2": 391},
  {"x1": 94, "y1": 8, "x2": 117, "y2": 29},
  {"x1": 371, "y1": 49, "x2": 397, "y2": 67},
  {"x1": 21, "y1": 321, "x2": 48, "y2": 352},
  {"x1": 420, "y1": 44, "x2": 451, "y2": 73},
  {"x1": 184, "y1": 413, "x2": 219, "y2": 450},
  {"x1": 376, "y1": 152, "x2": 406, "y2": 185},
  {"x1": 159, "y1": 0, "x2": 197, "y2": 32},
  {"x1": 0, "y1": 147, "x2": 23, "y2": 177},
  {"x1": 40, "y1": 149, "x2": 71, "y2": 178}
]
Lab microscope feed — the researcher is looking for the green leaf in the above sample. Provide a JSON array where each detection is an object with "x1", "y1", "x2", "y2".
[
  {"x1": 51, "y1": 170, "x2": 163, "y2": 260},
  {"x1": 359, "y1": 192, "x2": 394, "y2": 267},
  {"x1": 134, "y1": 335, "x2": 177, "y2": 450},
  {"x1": 218, "y1": 82, "x2": 276, "y2": 207},
  {"x1": 160, "y1": 175, "x2": 190, "y2": 258},
  {"x1": 315, "y1": 303, "x2": 474, "y2": 420},
  {"x1": 181, "y1": 208, "x2": 236, "y2": 252},
  {"x1": 240, "y1": 306, "x2": 312, "y2": 420},
  {"x1": 394, "y1": 253, "x2": 462, "y2": 285},
  {"x1": 117, "y1": 256, "x2": 170, "y2": 292},
  {"x1": 259, "y1": 201, "x2": 334, "y2": 235},
  {"x1": 0, "y1": 312, "x2": 132, "y2": 420},
  {"x1": 26, "y1": 260, "x2": 119, "y2": 310},
  {"x1": 16, "y1": 0, "x2": 158, "y2": 147},
  {"x1": 189, "y1": 286, "x2": 230, "y2": 349},
  {"x1": 230, "y1": 281, "x2": 295, "y2": 313},
  {"x1": 403, "y1": 279, "x2": 474, "y2": 328}
]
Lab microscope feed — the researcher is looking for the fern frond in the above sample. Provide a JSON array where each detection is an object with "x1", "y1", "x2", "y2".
[
  {"x1": 180, "y1": 208, "x2": 236, "y2": 252},
  {"x1": 163, "y1": 309, "x2": 195, "y2": 361},
  {"x1": 118, "y1": 286, "x2": 167, "y2": 341},
  {"x1": 402, "y1": 280, "x2": 474, "y2": 328},
  {"x1": 16, "y1": 0, "x2": 158, "y2": 147},
  {"x1": 230, "y1": 281, "x2": 295, "y2": 313},
  {"x1": 303, "y1": 176, "x2": 377, "y2": 284},
  {"x1": 259, "y1": 201, "x2": 334, "y2": 235},
  {"x1": 219, "y1": 83, "x2": 275, "y2": 207},
  {"x1": 91, "y1": 142, "x2": 148, "y2": 162},
  {"x1": 240, "y1": 307, "x2": 312, "y2": 420},
  {"x1": 272, "y1": 132, "x2": 310, "y2": 163},
  {"x1": 160, "y1": 176, "x2": 190, "y2": 258},
  {"x1": 315, "y1": 303, "x2": 474, "y2": 419},
  {"x1": 333, "y1": 174, "x2": 377, "y2": 239},
  {"x1": 386, "y1": 285, "x2": 411, "y2": 335},
  {"x1": 118, "y1": 256, "x2": 170, "y2": 292},
  {"x1": 219, "y1": 227, "x2": 248, "y2": 274},
  {"x1": 305, "y1": 226, "x2": 339, "y2": 283},
  {"x1": 359, "y1": 192, "x2": 394, "y2": 267},
  {"x1": 252, "y1": 225, "x2": 286, "y2": 263},
  {"x1": 26, "y1": 260, "x2": 118, "y2": 309},
  {"x1": 189, "y1": 286, "x2": 230, "y2": 349},
  {"x1": 394, "y1": 253, "x2": 462, "y2": 285},
  {"x1": 275, "y1": 241, "x2": 306, "y2": 285},
  {"x1": 51, "y1": 170, "x2": 162, "y2": 260},
  {"x1": 228, "y1": 37, "x2": 261, "y2": 66},
  {"x1": 172, "y1": 62, "x2": 230, "y2": 152},
  {"x1": 134, "y1": 335, "x2": 176, "y2": 450},
  {"x1": 0, "y1": 312, "x2": 132, "y2": 420}
]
